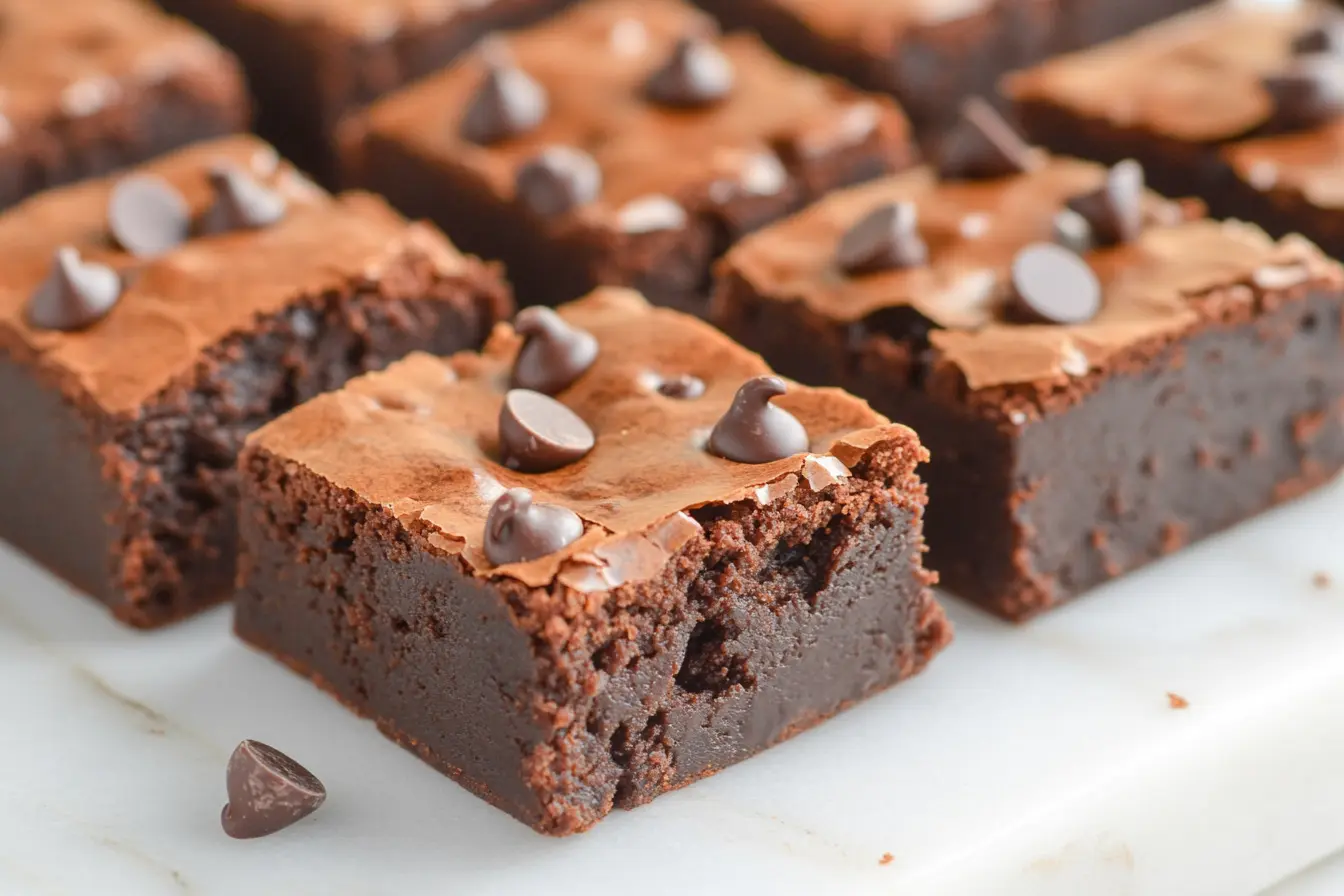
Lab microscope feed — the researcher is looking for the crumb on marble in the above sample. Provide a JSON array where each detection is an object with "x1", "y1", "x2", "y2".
[
  {"x1": 1167, "y1": 692, "x2": 1189, "y2": 710},
  {"x1": 879, "y1": 852, "x2": 894, "y2": 866},
  {"x1": 1313, "y1": 571, "x2": 1331, "y2": 589}
]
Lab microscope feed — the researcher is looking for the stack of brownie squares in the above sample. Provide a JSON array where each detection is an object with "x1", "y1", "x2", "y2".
[{"x1": 1, "y1": 0, "x2": 1342, "y2": 839}]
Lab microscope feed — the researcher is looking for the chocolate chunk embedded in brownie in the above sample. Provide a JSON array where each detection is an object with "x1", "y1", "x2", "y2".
[
  {"x1": 235, "y1": 288, "x2": 951, "y2": 835},
  {"x1": 0, "y1": 135, "x2": 511, "y2": 627}
]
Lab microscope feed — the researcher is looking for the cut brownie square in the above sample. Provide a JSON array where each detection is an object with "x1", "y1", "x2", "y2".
[
  {"x1": 0, "y1": 0, "x2": 248, "y2": 210},
  {"x1": 1007, "y1": 1, "x2": 1344, "y2": 258},
  {"x1": 235, "y1": 288, "x2": 951, "y2": 835},
  {"x1": 0, "y1": 135, "x2": 511, "y2": 627},
  {"x1": 157, "y1": 0, "x2": 573, "y2": 181},
  {"x1": 713, "y1": 111, "x2": 1344, "y2": 620},
  {"x1": 339, "y1": 0, "x2": 915, "y2": 316}
]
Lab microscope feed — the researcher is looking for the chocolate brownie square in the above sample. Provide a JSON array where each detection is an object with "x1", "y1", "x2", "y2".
[
  {"x1": 339, "y1": 0, "x2": 914, "y2": 316},
  {"x1": 713, "y1": 107, "x2": 1344, "y2": 620},
  {"x1": 1007, "y1": 1, "x2": 1344, "y2": 258},
  {"x1": 0, "y1": 0, "x2": 248, "y2": 210},
  {"x1": 157, "y1": 0, "x2": 573, "y2": 181},
  {"x1": 0, "y1": 135, "x2": 510, "y2": 627},
  {"x1": 235, "y1": 288, "x2": 951, "y2": 834}
]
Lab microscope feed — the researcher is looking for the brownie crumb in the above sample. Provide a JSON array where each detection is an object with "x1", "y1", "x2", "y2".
[
  {"x1": 1167, "y1": 692, "x2": 1189, "y2": 710},
  {"x1": 879, "y1": 852, "x2": 894, "y2": 866},
  {"x1": 1313, "y1": 571, "x2": 1332, "y2": 589}
]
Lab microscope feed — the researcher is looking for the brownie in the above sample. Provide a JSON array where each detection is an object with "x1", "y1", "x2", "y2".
[
  {"x1": 713, "y1": 136, "x2": 1344, "y2": 620},
  {"x1": 235, "y1": 288, "x2": 951, "y2": 834},
  {"x1": 0, "y1": 0, "x2": 248, "y2": 210},
  {"x1": 339, "y1": 0, "x2": 915, "y2": 316},
  {"x1": 157, "y1": 0, "x2": 573, "y2": 181},
  {"x1": 0, "y1": 135, "x2": 511, "y2": 628},
  {"x1": 1007, "y1": 1, "x2": 1344, "y2": 258}
]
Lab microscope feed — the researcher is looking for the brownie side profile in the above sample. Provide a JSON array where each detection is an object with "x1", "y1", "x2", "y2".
[
  {"x1": 714, "y1": 159, "x2": 1344, "y2": 620},
  {"x1": 340, "y1": 0, "x2": 914, "y2": 316},
  {"x1": 157, "y1": 0, "x2": 572, "y2": 181},
  {"x1": 0, "y1": 137, "x2": 510, "y2": 627},
  {"x1": 0, "y1": 0, "x2": 248, "y2": 210},
  {"x1": 235, "y1": 290, "x2": 950, "y2": 834}
]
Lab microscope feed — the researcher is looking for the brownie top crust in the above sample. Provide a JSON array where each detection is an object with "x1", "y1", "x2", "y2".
[
  {"x1": 350, "y1": 0, "x2": 909, "y2": 217},
  {"x1": 0, "y1": 0, "x2": 239, "y2": 134},
  {"x1": 717, "y1": 157, "x2": 1340, "y2": 389},
  {"x1": 0, "y1": 135, "x2": 476, "y2": 416},
  {"x1": 248, "y1": 288, "x2": 917, "y2": 590}
]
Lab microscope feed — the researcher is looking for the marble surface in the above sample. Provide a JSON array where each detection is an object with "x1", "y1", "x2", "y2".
[{"x1": 0, "y1": 478, "x2": 1341, "y2": 896}]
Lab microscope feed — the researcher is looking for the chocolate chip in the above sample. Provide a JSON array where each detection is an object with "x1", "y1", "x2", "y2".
[
  {"x1": 1293, "y1": 22, "x2": 1344, "y2": 56},
  {"x1": 220, "y1": 740, "x2": 325, "y2": 840},
  {"x1": 107, "y1": 174, "x2": 189, "y2": 257},
  {"x1": 1007, "y1": 243, "x2": 1102, "y2": 325},
  {"x1": 645, "y1": 36, "x2": 734, "y2": 108},
  {"x1": 498, "y1": 389, "x2": 595, "y2": 472},
  {"x1": 935, "y1": 98, "x2": 1037, "y2": 181},
  {"x1": 511, "y1": 306, "x2": 599, "y2": 394},
  {"x1": 199, "y1": 164, "x2": 287, "y2": 235},
  {"x1": 515, "y1": 147, "x2": 602, "y2": 217},
  {"x1": 707, "y1": 375, "x2": 810, "y2": 464},
  {"x1": 1052, "y1": 208, "x2": 1094, "y2": 254},
  {"x1": 25, "y1": 246, "x2": 121, "y2": 331},
  {"x1": 1065, "y1": 159, "x2": 1145, "y2": 247},
  {"x1": 460, "y1": 42, "x2": 548, "y2": 145},
  {"x1": 836, "y1": 201, "x2": 928, "y2": 276},
  {"x1": 484, "y1": 488, "x2": 584, "y2": 565},
  {"x1": 1263, "y1": 57, "x2": 1344, "y2": 132},
  {"x1": 657, "y1": 373, "x2": 705, "y2": 399}
]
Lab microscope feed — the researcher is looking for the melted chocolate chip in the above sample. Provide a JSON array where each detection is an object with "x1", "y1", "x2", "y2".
[
  {"x1": 107, "y1": 174, "x2": 189, "y2": 257},
  {"x1": 1064, "y1": 159, "x2": 1144, "y2": 247},
  {"x1": 199, "y1": 164, "x2": 287, "y2": 234},
  {"x1": 836, "y1": 201, "x2": 928, "y2": 276},
  {"x1": 515, "y1": 146, "x2": 602, "y2": 217},
  {"x1": 657, "y1": 373, "x2": 706, "y2": 399},
  {"x1": 220, "y1": 740, "x2": 326, "y2": 840},
  {"x1": 935, "y1": 98, "x2": 1037, "y2": 181},
  {"x1": 25, "y1": 246, "x2": 121, "y2": 331},
  {"x1": 707, "y1": 375, "x2": 810, "y2": 464},
  {"x1": 460, "y1": 42, "x2": 548, "y2": 145},
  {"x1": 498, "y1": 389, "x2": 595, "y2": 472},
  {"x1": 511, "y1": 306, "x2": 599, "y2": 394},
  {"x1": 645, "y1": 36, "x2": 734, "y2": 108},
  {"x1": 484, "y1": 488, "x2": 584, "y2": 565},
  {"x1": 1052, "y1": 208, "x2": 1094, "y2": 254},
  {"x1": 1263, "y1": 57, "x2": 1344, "y2": 132},
  {"x1": 1293, "y1": 21, "x2": 1344, "y2": 56},
  {"x1": 1007, "y1": 243, "x2": 1102, "y2": 325}
]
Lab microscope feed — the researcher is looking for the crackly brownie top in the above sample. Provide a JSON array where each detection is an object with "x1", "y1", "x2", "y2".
[
  {"x1": 0, "y1": 135, "x2": 475, "y2": 416},
  {"x1": 249, "y1": 289, "x2": 916, "y2": 591},
  {"x1": 352, "y1": 0, "x2": 908, "y2": 227},
  {"x1": 719, "y1": 156, "x2": 1341, "y2": 390},
  {"x1": 0, "y1": 0, "x2": 238, "y2": 135}
]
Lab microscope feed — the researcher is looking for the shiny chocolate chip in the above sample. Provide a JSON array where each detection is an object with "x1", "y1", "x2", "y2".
[
  {"x1": 25, "y1": 246, "x2": 121, "y2": 331},
  {"x1": 107, "y1": 174, "x2": 189, "y2": 257},
  {"x1": 935, "y1": 97, "x2": 1037, "y2": 181},
  {"x1": 707, "y1": 375, "x2": 810, "y2": 464},
  {"x1": 1263, "y1": 57, "x2": 1344, "y2": 132},
  {"x1": 1064, "y1": 159, "x2": 1144, "y2": 247},
  {"x1": 1293, "y1": 21, "x2": 1344, "y2": 56},
  {"x1": 657, "y1": 373, "x2": 705, "y2": 400},
  {"x1": 1007, "y1": 243, "x2": 1102, "y2": 325},
  {"x1": 515, "y1": 146, "x2": 602, "y2": 217},
  {"x1": 200, "y1": 163, "x2": 287, "y2": 234},
  {"x1": 645, "y1": 35, "x2": 734, "y2": 108},
  {"x1": 221, "y1": 740, "x2": 326, "y2": 840},
  {"x1": 484, "y1": 488, "x2": 584, "y2": 565},
  {"x1": 511, "y1": 306, "x2": 599, "y2": 394},
  {"x1": 836, "y1": 201, "x2": 928, "y2": 276},
  {"x1": 498, "y1": 389, "x2": 595, "y2": 473},
  {"x1": 1052, "y1": 208, "x2": 1094, "y2": 254},
  {"x1": 460, "y1": 42, "x2": 548, "y2": 145}
]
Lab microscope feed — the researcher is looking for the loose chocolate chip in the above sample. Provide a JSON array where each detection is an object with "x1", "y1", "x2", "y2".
[
  {"x1": 1065, "y1": 159, "x2": 1145, "y2": 247},
  {"x1": 107, "y1": 174, "x2": 189, "y2": 257},
  {"x1": 484, "y1": 488, "x2": 584, "y2": 565},
  {"x1": 515, "y1": 147, "x2": 602, "y2": 217},
  {"x1": 1293, "y1": 22, "x2": 1344, "y2": 56},
  {"x1": 645, "y1": 36, "x2": 734, "y2": 108},
  {"x1": 199, "y1": 164, "x2": 287, "y2": 234},
  {"x1": 707, "y1": 375, "x2": 810, "y2": 464},
  {"x1": 657, "y1": 373, "x2": 706, "y2": 400},
  {"x1": 25, "y1": 246, "x2": 121, "y2": 331},
  {"x1": 1007, "y1": 243, "x2": 1102, "y2": 325},
  {"x1": 935, "y1": 97, "x2": 1037, "y2": 181},
  {"x1": 836, "y1": 201, "x2": 928, "y2": 276},
  {"x1": 498, "y1": 389, "x2": 595, "y2": 472},
  {"x1": 1263, "y1": 57, "x2": 1344, "y2": 131},
  {"x1": 460, "y1": 42, "x2": 548, "y2": 145},
  {"x1": 221, "y1": 740, "x2": 325, "y2": 840},
  {"x1": 1052, "y1": 208, "x2": 1094, "y2": 254},
  {"x1": 511, "y1": 306, "x2": 599, "y2": 394}
]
